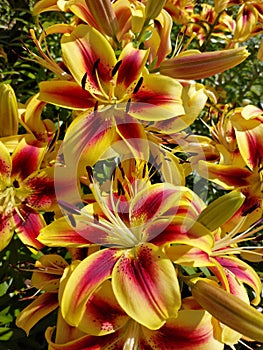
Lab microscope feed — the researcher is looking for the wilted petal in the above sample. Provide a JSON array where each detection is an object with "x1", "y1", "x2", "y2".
[
  {"x1": 112, "y1": 243, "x2": 181, "y2": 330},
  {"x1": 61, "y1": 248, "x2": 121, "y2": 327},
  {"x1": 16, "y1": 292, "x2": 58, "y2": 335}
]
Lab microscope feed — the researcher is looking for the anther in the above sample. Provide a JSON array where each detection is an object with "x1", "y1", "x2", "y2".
[
  {"x1": 86, "y1": 166, "x2": 94, "y2": 182},
  {"x1": 118, "y1": 163, "x2": 125, "y2": 179},
  {"x1": 81, "y1": 72, "x2": 88, "y2": 90},
  {"x1": 93, "y1": 213, "x2": 99, "y2": 223},
  {"x1": 133, "y1": 77, "x2": 143, "y2": 94},
  {"x1": 92, "y1": 58, "x2": 100, "y2": 75},
  {"x1": 112, "y1": 60, "x2": 122, "y2": 77},
  {"x1": 117, "y1": 179, "x2": 125, "y2": 196},
  {"x1": 68, "y1": 214, "x2": 76, "y2": 227},
  {"x1": 58, "y1": 200, "x2": 81, "y2": 215},
  {"x1": 126, "y1": 98, "x2": 131, "y2": 113}
]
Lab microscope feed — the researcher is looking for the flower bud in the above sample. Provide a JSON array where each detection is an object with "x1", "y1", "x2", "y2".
[
  {"x1": 85, "y1": 0, "x2": 118, "y2": 37},
  {"x1": 145, "y1": 0, "x2": 166, "y2": 20},
  {"x1": 192, "y1": 280, "x2": 263, "y2": 342},
  {"x1": 197, "y1": 190, "x2": 245, "y2": 231},
  {"x1": 0, "y1": 84, "x2": 19, "y2": 137},
  {"x1": 159, "y1": 47, "x2": 249, "y2": 80}
]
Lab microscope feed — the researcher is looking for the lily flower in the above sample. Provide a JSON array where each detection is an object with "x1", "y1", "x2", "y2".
[
  {"x1": 197, "y1": 104, "x2": 263, "y2": 230},
  {"x1": 46, "y1": 280, "x2": 224, "y2": 350},
  {"x1": 38, "y1": 24, "x2": 185, "y2": 121},
  {"x1": 166, "y1": 190, "x2": 262, "y2": 308},
  {"x1": 0, "y1": 136, "x2": 56, "y2": 251},
  {"x1": 38, "y1": 173, "x2": 213, "y2": 330}
]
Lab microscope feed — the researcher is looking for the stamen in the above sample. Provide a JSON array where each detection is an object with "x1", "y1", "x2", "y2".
[
  {"x1": 68, "y1": 214, "x2": 76, "y2": 227},
  {"x1": 86, "y1": 166, "x2": 94, "y2": 183},
  {"x1": 118, "y1": 163, "x2": 125, "y2": 179},
  {"x1": 92, "y1": 58, "x2": 100, "y2": 76},
  {"x1": 81, "y1": 72, "x2": 88, "y2": 90},
  {"x1": 93, "y1": 213, "x2": 99, "y2": 223},
  {"x1": 111, "y1": 60, "x2": 122, "y2": 77},
  {"x1": 58, "y1": 200, "x2": 81, "y2": 215},
  {"x1": 125, "y1": 98, "x2": 131, "y2": 113},
  {"x1": 133, "y1": 77, "x2": 143, "y2": 94},
  {"x1": 117, "y1": 179, "x2": 125, "y2": 196}
]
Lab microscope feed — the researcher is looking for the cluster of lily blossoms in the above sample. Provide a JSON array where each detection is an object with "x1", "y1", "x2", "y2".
[{"x1": 1, "y1": 0, "x2": 263, "y2": 349}]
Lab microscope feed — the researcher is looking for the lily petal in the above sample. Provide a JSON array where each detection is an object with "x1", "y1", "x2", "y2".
[
  {"x1": 77, "y1": 280, "x2": 128, "y2": 335},
  {"x1": 215, "y1": 256, "x2": 262, "y2": 305},
  {"x1": 13, "y1": 206, "x2": 45, "y2": 252},
  {"x1": 11, "y1": 136, "x2": 46, "y2": 181},
  {"x1": 0, "y1": 211, "x2": 14, "y2": 251},
  {"x1": 16, "y1": 292, "x2": 58, "y2": 335},
  {"x1": 38, "y1": 81, "x2": 95, "y2": 109},
  {"x1": 37, "y1": 216, "x2": 94, "y2": 247},
  {"x1": 0, "y1": 141, "x2": 12, "y2": 178},
  {"x1": 61, "y1": 248, "x2": 121, "y2": 327},
  {"x1": 142, "y1": 305, "x2": 224, "y2": 350},
  {"x1": 23, "y1": 167, "x2": 56, "y2": 211},
  {"x1": 112, "y1": 243, "x2": 181, "y2": 329},
  {"x1": 61, "y1": 24, "x2": 116, "y2": 92},
  {"x1": 130, "y1": 74, "x2": 184, "y2": 121}
]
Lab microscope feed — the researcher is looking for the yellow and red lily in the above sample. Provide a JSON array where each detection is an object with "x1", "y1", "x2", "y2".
[
  {"x1": 46, "y1": 284, "x2": 225, "y2": 349},
  {"x1": 38, "y1": 174, "x2": 213, "y2": 330},
  {"x1": 0, "y1": 136, "x2": 56, "y2": 251},
  {"x1": 38, "y1": 24, "x2": 185, "y2": 120}
]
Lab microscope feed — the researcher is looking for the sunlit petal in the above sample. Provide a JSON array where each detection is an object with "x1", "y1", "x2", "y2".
[
  {"x1": 38, "y1": 81, "x2": 95, "y2": 109},
  {"x1": 13, "y1": 206, "x2": 45, "y2": 252},
  {"x1": 61, "y1": 24, "x2": 116, "y2": 91},
  {"x1": 11, "y1": 136, "x2": 46, "y2": 181},
  {"x1": 61, "y1": 248, "x2": 122, "y2": 327},
  {"x1": 16, "y1": 292, "x2": 58, "y2": 335},
  {"x1": 112, "y1": 243, "x2": 181, "y2": 329},
  {"x1": 130, "y1": 74, "x2": 185, "y2": 121}
]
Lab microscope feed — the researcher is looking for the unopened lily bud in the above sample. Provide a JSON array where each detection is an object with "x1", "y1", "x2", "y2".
[
  {"x1": 85, "y1": 0, "x2": 118, "y2": 37},
  {"x1": 159, "y1": 47, "x2": 249, "y2": 80},
  {"x1": 197, "y1": 191, "x2": 245, "y2": 231},
  {"x1": 192, "y1": 280, "x2": 263, "y2": 342},
  {"x1": 145, "y1": 0, "x2": 166, "y2": 20},
  {"x1": 0, "y1": 84, "x2": 19, "y2": 137}
]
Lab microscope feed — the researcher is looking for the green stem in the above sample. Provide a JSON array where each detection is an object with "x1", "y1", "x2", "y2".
[{"x1": 200, "y1": 11, "x2": 223, "y2": 52}]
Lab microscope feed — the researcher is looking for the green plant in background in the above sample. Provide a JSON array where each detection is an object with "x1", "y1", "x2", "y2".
[{"x1": 0, "y1": 0, "x2": 263, "y2": 349}]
